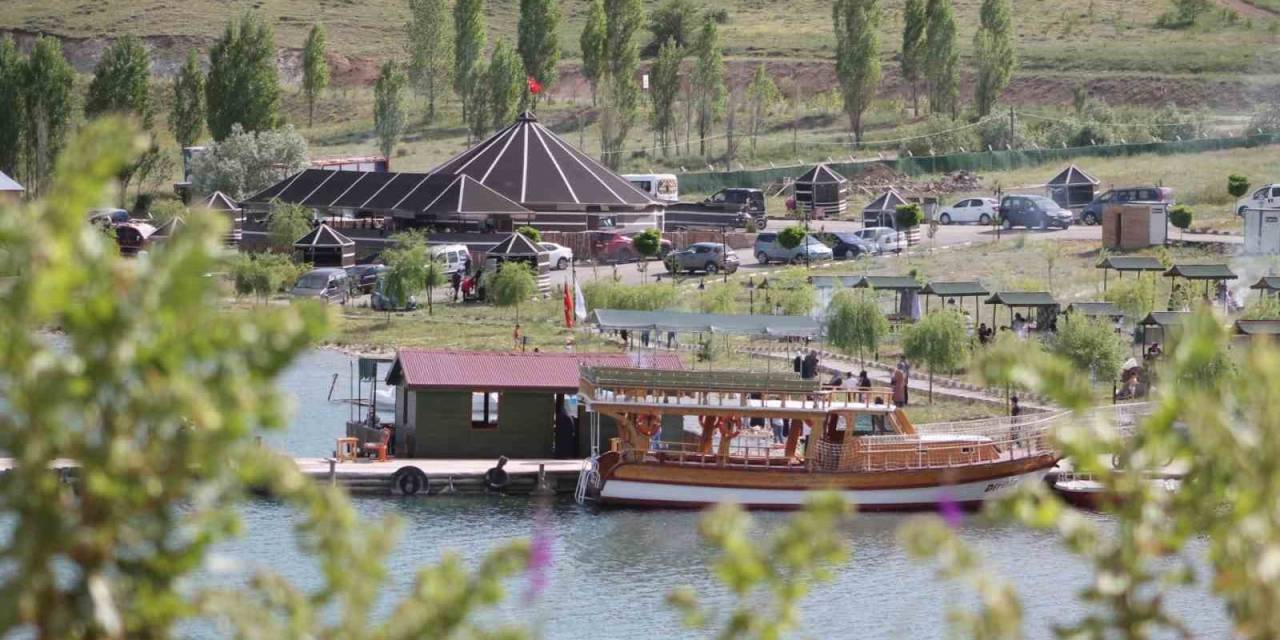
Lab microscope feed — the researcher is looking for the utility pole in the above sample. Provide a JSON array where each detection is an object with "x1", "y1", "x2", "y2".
[{"x1": 1009, "y1": 105, "x2": 1016, "y2": 150}]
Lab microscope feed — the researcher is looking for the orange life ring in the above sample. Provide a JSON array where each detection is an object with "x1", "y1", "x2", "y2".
[
  {"x1": 634, "y1": 413, "x2": 662, "y2": 438},
  {"x1": 717, "y1": 416, "x2": 742, "y2": 439}
]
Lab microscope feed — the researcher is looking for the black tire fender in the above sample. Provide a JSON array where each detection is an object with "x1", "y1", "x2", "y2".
[{"x1": 393, "y1": 466, "x2": 429, "y2": 496}]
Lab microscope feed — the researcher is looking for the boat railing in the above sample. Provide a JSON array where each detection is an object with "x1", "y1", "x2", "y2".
[
  {"x1": 587, "y1": 386, "x2": 897, "y2": 413},
  {"x1": 626, "y1": 438, "x2": 806, "y2": 470}
]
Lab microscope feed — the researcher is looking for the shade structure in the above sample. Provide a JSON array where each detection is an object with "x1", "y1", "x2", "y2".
[
  {"x1": 1065, "y1": 302, "x2": 1124, "y2": 319},
  {"x1": 1163, "y1": 264, "x2": 1237, "y2": 280},
  {"x1": 150, "y1": 216, "x2": 185, "y2": 242},
  {"x1": 808, "y1": 275, "x2": 862, "y2": 289},
  {"x1": 921, "y1": 281, "x2": 989, "y2": 297},
  {"x1": 485, "y1": 232, "x2": 551, "y2": 276},
  {"x1": 1139, "y1": 311, "x2": 1190, "y2": 327},
  {"x1": 1046, "y1": 164, "x2": 1099, "y2": 209},
  {"x1": 862, "y1": 189, "x2": 909, "y2": 228},
  {"x1": 1097, "y1": 256, "x2": 1164, "y2": 272},
  {"x1": 590, "y1": 309, "x2": 821, "y2": 338},
  {"x1": 794, "y1": 164, "x2": 850, "y2": 218},
  {"x1": 852, "y1": 275, "x2": 922, "y2": 291},
  {"x1": 985, "y1": 292, "x2": 1059, "y2": 307},
  {"x1": 1235, "y1": 319, "x2": 1280, "y2": 336},
  {"x1": 294, "y1": 223, "x2": 356, "y2": 267},
  {"x1": 1250, "y1": 276, "x2": 1280, "y2": 293},
  {"x1": 203, "y1": 191, "x2": 241, "y2": 212},
  {"x1": 428, "y1": 112, "x2": 663, "y2": 232}
]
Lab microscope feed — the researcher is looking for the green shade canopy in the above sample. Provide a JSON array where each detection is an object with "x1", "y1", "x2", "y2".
[
  {"x1": 809, "y1": 275, "x2": 922, "y2": 291},
  {"x1": 1250, "y1": 276, "x2": 1280, "y2": 292},
  {"x1": 1066, "y1": 302, "x2": 1124, "y2": 318},
  {"x1": 1139, "y1": 311, "x2": 1191, "y2": 327},
  {"x1": 589, "y1": 308, "x2": 821, "y2": 338},
  {"x1": 985, "y1": 292, "x2": 1059, "y2": 307},
  {"x1": 1164, "y1": 264, "x2": 1237, "y2": 280},
  {"x1": 582, "y1": 367, "x2": 819, "y2": 394},
  {"x1": 1235, "y1": 320, "x2": 1280, "y2": 335},
  {"x1": 1097, "y1": 256, "x2": 1165, "y2": 272},
  {"x1": 921, "y1": 281, "x2": 989, "y2": 297},
  {"x1": 808, "y1": 275, "x2": 863, "y2": 288}
]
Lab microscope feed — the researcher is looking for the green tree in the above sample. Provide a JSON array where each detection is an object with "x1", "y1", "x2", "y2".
[
  {"x1": 901, "y1": 309, "x2": 968, "y2": 402},
  {"x1": 466, "y1": 61, "x2": 492, "y2": 140},
  {"x1": 206, "y1": 13, "x2": 282, "y2": 140},
  {"x1": 267, "y1": 200, "x2": 313, "y2": 251},
  {"x1": 598, "y1": 0, "x2": 643, "y2": 168},
  {"x1": 302, "y1": 24, "x2": 330, "y2": 127},
  {"x1": 1103, "y1": 276, "x2": 1157, "y2": 319},
  {"x1": 645, "y1": 0, "x2": 698, "y2": 54},
  {"x1": 170, "y1": 49, "x2": 206, "y2": 148},
  {"x1": 488, "y1": 40, "x2": 524, "y2": 129},
  {"x1": 697, "y1": 281, "x2": 738, "y2": 313},
  {"x1": 745, "y1": 63, "x2": 781, "y2": 155},
  {"x1": 1048, "y1": 313, "x2": 1128, "y2": 384},
  {"x1": 631, "y1": 227, "x2": 663, "y2": 276},
  {"x1": 895, "y1": 202, "x2": 924, "y2": 229},
  {"x1": 900, "y1": 0, "x2": 927, "y2": 116},
  {"x1": 407, "y1": 0, "x2": 453, "y2": 124},
  {"x1": 383, "y1": 231, "x2": 446, "y2": 317},
  {"x1": 0, "y1": 118, "x2": 534, "y2": 639},
  {"x1": 518, "y1": 0, "x2": 561, "y2": 109},
  {"x1": 0, "y1": 37, "x2": 21, "y2": 179},
  {"x1": 973, "y1": 0, "x2": 1015, "y2": 117},
  {"x1": 1242, "y1": 295, "x2": 1280, "y2": 320},
  {"x1": 826, "y1": 289, "x2": 889, "y2": 362},
  {"x1": 189, "y1": 124, "x2": 310, "y2": 199},
  {"x1": 86, "y1": 36, "x2": 152, "y2": 125},
  {"x1": 772, "y1": 272, "x2": 817, "y2": 316},
  {"x1": 778, "y1": 224, "x2": 806, "y2": 249},
  {"x1": 488, "y1": 260, "x2": 538, "y2": 323},
  {"x1": 691, "y1": 17, "x2": 725, "y2": 158},
  {"x1": 832, "y1": 0, "x2": 881, "y2": 142},
  {"x1": 649, "y1": 38, "x2": 683, "y2": 157},
  {"x1": 924, "y1": 0, "x2": 960, "y2": 119},
  {"x1": 374, "y1": 61, "x2": 409, "y2": 160},
  {"x1": 580, "y1": 0, "x2": 608, "y2": 106},
  {"x1": 20, "y1": 36, "x2": 74, "y2": 197},
  {"x1": 1228, "y1": 174, "x2": 1251, "y2": 199},
  {"x1": 516, "y1": 225, "x2": 542, "y2": 242},
  {"x1": 453, "y1": 0, "x2": 487, "y2": 125},
  {"x1": 1170, "y1": 204, "x2": 1193, "y2": 239}
]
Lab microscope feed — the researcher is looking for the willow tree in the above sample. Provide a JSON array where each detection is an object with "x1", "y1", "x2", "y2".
[
  {"x1": 169, "y1": 49, "x2": 206, "y2": 148},
  {"x1": 973, "y1": 0, "x2": 1015, "y2": 117},
  {"x1": 832, "y1": 0, "x2": 881, "y2": 142},
  {"x1": 901, "y1": 309, "x2": 968, "y2": 402},
  {"x1": 488, "y1": 260, "x2": 538, "y2": 324},
  {"x1": 826, "y1": 289, "x2": 889, "y2": 362}
]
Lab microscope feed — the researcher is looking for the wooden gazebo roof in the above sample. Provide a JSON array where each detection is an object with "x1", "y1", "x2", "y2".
[
  {"x1": 922, "y1": 281, "x2": 989, "y2": 297},
  {"x1": 1250, "y1": 276, "x2": 1280, "y2": 292},
  {"x1": 1047, "y1": 164, "x2": 1099, "y2": 187},
  {"x1": 862, "y1": 189, "x2": 909, "y2": 214},
  {"x1": 985, "y1": 292, "x2": 1059, "y2": 307},
  {"x1": 294, "y1": 223, "x2": 354, "y2": 248},
  {"x1": 796, "y1": 163, "x2": 849, "y2": 186},
  {"x1": 853, "y1": 275, "x2": 922, "y2": 291},
  {"x1": 1163, "y1": 264, "x2": 1237, "y2": 280},
  {"x1": 1235, "y1": 320, "x2": 1280, "y2": 336},
  {"x1": 1139, "y1": 311, "x2": 1190, "y2": 327},
  {"x1": 1097, "y1": 256, "x2": 1164, "y2": 272}
]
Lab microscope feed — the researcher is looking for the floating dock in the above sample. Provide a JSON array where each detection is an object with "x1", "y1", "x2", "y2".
[{"x1": 294, "y1": 457, "x2": 587, "y2": 495}]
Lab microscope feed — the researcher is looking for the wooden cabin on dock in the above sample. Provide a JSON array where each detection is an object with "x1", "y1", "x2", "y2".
[{"x1": 385, "y1": 350, "x2": 683, "y2": 459}]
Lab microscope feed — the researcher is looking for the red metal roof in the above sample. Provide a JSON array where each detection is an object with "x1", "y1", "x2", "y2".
[{"x1": 387, "y1": 350, "x2": 684, "y2": 391}]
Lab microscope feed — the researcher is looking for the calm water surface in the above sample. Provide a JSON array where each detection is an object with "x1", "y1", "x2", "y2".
[{"x1": 221, "y1": 348, "x2": 1230, "y2": 638}]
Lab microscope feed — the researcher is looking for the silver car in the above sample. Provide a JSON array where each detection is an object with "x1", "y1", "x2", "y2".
[
  {"x1": 665, "y1": 242, "x2": 740, "y2": 274},
  {"x1": 290, "y1": 267, "x2": 350, "y2": 304},
  {"x1": 753, "y1": 232, "x2": 834, "y2": 265}
]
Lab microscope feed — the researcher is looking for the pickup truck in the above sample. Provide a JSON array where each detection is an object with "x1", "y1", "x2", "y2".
[{"x1": 664, "y1": 188, "x2": 768, "y2": 231}]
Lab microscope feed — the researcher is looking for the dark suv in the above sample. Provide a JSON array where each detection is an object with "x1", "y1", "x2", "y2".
[
  {"x1": 998, "y1": 195, "x2": 1073, "y2": 230},
  {"x1": 1079, "y1": 186, "x2": 1174, "y2": 225}
]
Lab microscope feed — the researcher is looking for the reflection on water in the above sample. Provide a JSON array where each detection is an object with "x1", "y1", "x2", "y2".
[{"x1": 221, "y1": 349, "x2": 1230, "y2": 638}]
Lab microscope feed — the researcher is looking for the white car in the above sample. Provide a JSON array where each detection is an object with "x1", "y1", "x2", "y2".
[
  {"x1": 851, "y1": 227, "x2": 906, "y2": 254},
  {"x1": 936, "y1": 197, "x2": 998, "y2": 225},
  {"x1": 540, "y1": 242, "x2": 574, "y2": 270},
  {"x1": 1237, "y1": 184, "x2": 1280, "y2": 216}
]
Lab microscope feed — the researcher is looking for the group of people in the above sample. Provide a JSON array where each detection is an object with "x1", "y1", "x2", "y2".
[
  {"x1": 449, "y1": 256, "x2": 478, "y2": 302},
  {"x1": 796, "y1": 350, "x2": 912, "y2": 407}
]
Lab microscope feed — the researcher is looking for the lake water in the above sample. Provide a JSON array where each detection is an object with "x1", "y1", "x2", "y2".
[{"x1": 221, "y1": 348, "x2": 1231, "y2": 638}]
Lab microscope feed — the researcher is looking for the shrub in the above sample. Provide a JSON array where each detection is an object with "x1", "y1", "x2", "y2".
[
  {"x1": 267, "y1": 200, "x2": 313, "y2": 252},
  {"x1": 895, "y1": 203, "x2": 924, "y2": 229},
  {"x1": 516, "y1": 226, "x2": 541, "y2": 243},
  {"x1": 777, "y1": 225, "x2": 806, "y2": 249},
  {"x1": 1047, "y1": 313, "x2": 1128, "y2": 383},
  {"x1": 1228, "y1": 174, "x2": 1251, "y2": 199},
  {"x1": 697, "y1": 282, "x2": 738, "y2": 314},
  {"x1": 1170, "y1": 204, "x2": 1193, "y2": 232},
  {"x1": 632, "y1": 228, "x2": 662, "y2": 258}
]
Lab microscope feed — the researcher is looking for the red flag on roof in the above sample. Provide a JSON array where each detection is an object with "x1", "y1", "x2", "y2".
[{"x1": 527, "y1": 76, "x2": 542, "y2": 95}]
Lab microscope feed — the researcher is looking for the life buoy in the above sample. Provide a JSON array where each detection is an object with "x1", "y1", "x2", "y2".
[
  {"x1": 718, "y1": 416, "x2": 743, "y2": 439},
  {"x1": 485, "y1": 456, "x2": 511, "y2": 491},
  {"x1": 392, "y1": 466, "x2": 429, "y2": 496},
  {"x1": 634, "y1": 413, "x2": 662, "y2": 438}
]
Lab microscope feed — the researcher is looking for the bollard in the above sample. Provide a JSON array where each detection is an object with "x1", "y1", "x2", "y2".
[{"x1": 329, "y1": 458, "x2": 336, "y2": 487}]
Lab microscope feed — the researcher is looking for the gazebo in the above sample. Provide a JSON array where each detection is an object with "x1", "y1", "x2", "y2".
[
  {"x1": 861, "y1": 189, "x2": 909, "y2": 229},
  {"x1": 853, "y1": 275, "x2": 923, "y2": 322},
  {"x1": 985, "y1": 291, "x2": 1059, "y2": 332},
  {"x1": 202, "y1": 190, "x2": 243, "y2": 245},
  {"x1": 294, "y1": 223, "x2": 356, "y2": 267},
  {"x1": 0, "y1": 170, "x2": 24, "y2": 205},
  {"x1": 484, "y1": 232, "x2": 552, "y2": 293},
  {"x1": 921, "y1": 281, "x2": 989, "y2": 318},
  {"x1": 794, "y1": 164, "x2": 850, "y2": 220},
  {"x1": 1235, "y1": 319, "x2": 1280, "y2": 339},
  {"x1": 1163, "y1": 263, "x2": 1237, "y2": 307},
  {"x1": 150, "y1": 216, "x2": 185, "y2": 244},
  {"x1": 1096, "y1": 255, "x2": 1164, "y2": 292},
  {"x1": 1046, "y1": 164, "x2": 1099, "y2": 209},
  {"x1": 1138, "y1": 311, "x2": 1190, "y2": 352},
  {"x1": 1250, "y1": 276, "x2": 1280, "y2": 298}
]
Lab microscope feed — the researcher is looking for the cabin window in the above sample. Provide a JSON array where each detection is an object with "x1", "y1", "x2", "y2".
[
  {"x1": 852, "y1": 414, "x2": 889, "y2": 435},
  {"x1": 471, "y1": 392, "x2": 499, "y2": 429}
]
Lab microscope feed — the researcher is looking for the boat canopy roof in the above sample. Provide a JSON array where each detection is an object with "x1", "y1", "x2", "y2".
[
  {"x1": 583, "y1": 366, "x2": 821, "y2": 395},
  {"x1": 589, "y1": 308, "x2": 821, "y2": 337}
]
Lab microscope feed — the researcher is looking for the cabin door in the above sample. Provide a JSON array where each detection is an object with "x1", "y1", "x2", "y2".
[{"x1": 553, "y1": 393, "x2": 579, "y2": 458}]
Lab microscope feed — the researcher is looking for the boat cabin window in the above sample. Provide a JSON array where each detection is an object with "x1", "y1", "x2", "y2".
[
  {"x1": 471, "y1": 392, "x2": 499, "y2": 429},
  {"x1": 852, "y1": 413, "x2": 889, "y2": 435}
]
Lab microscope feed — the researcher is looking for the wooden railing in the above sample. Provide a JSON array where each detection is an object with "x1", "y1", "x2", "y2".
[{"x1": 587, "y1": 386, "x2": 897, "y2": 413}]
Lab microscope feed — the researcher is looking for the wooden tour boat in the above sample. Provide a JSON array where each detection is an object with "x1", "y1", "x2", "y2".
[{"x1": 577, "y1": 367, "x2": 1063, "y2": 510}]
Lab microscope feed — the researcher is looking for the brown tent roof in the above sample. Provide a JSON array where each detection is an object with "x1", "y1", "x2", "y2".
[
  {"x1": 488, "y1": 232, "x2": 546, "y2": 257},
  {"x1": 241, "y1": 169, "x2": 531, "y2": 218},
  {"x1": 1047, "y1": 164, "x2": 1099, "y2": 187},
  {"x1": 796, "y1": 163, "x2": 848, "y2": 186},
  {"x1": 294, "y1": 223, "x2": 354, "y2": 248},
  {"x1": 428, "y1": 111, "x2": 656, "y2": 209}
]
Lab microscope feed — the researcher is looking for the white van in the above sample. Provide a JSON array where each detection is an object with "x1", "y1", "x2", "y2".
[
  {"x1": 623, "y1": 174, "x2": 679, "y2": 203},
  {"x1": 429, "y1": 243, "x2": 472, "y2": 274}
]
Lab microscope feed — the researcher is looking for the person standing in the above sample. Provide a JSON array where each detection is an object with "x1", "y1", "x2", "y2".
[
  {"x1": 891, "y1": 368, "x2": 907, "y2": 407},
  {"x1": 451, "y1": 270, "x2": 462, "y2": 302},
  {"x1": 897, "y1": 357, "x2": 911, "y2": 406},
  {"x1": 1010, "y1": 395, "x2": 1022, "y2": 417},
  {"x1": 793, "y1": 350, "x2": 804, "y2": 375},
  {"x1": 513, "y1": 323, "x2": 523, "y2": 350}
]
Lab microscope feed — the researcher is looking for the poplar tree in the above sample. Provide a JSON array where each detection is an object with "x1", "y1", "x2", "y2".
[
  {"x1": 374, "y1": 61, "x2": 408, "y2": 160},
  {"x1": 170, "y1": 49, "x2": 206, "y2": 148},
  {"x1": 86, "y1": 36, "x2": 152, "y2": 125},
  {"x1": 517, "y1": 0, "x2": 561, "y2": 109},
  {"x1": 488, "y1": 40, "x2": 524, "y2": 128},
  {"x1": 745, "y1": 63, "x2": 780, "y2": 155},
  {"x1": 648, "y1": 37, "x2": 682, "y2": 156},
  {"x1": 206, "y1": 13, "x2": 282, "y2": 139},
  {"x1": 579, "y1": 0, "x2": 607, "y2": 106},
  {"x1": 973, "y1": 0, "x2": 1015, "y2": 117},
  {"x1": 0, "y1": 37, "x2": 25, "y2": 178},
  {"x1": 599, "y1": 0, "x2": 643, "y2": 168},
  {"x1": 692, "y1": 16, "x2": 725, "y2": 158},
  {"x1": 901, "y1": 0, "x2": 927, "y2": 116},
  {"x1": 302, "y1": 24, "x2": 330, "y2": 127},
  {"x1": 832, "y1": 0, "x2": 880, "y2": 143},
  {"x1": 21, "y1": 36, "x2": 74, "y2": 197},
  {"x1": 408, "y1": 0, "x2": 452, "y2": 124},
  {"x1": 924, "y1": 0, "x2": 959, "y2": 119},
  {"x1": 466, "y1": 61, "x2": 491, "y2": 141},
  {"x1": 453, "y1": 0, "x2": 486, "y2": 124}
]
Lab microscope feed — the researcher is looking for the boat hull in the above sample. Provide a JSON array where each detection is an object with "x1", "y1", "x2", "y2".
[{"x1": 597, "y1": 456, "x2": 1055, "y2": 510}]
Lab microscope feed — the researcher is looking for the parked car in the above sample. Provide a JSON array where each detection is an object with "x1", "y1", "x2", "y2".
[
  {"x1": 622, "y1": 173, "x2": 679, "y2": 203},
  {"x1": 290, "y1": 268, "x2": 350, "y2": 304},
  {"x1": 935, "y1": 197, "x2": 998, "y2": 225},
  {"x1": 346, "y1": 264, "x2": 387, "y2": 295},
  {"x1": 849, "y1": 227, "x2": 906, "y2": 254},
  {"x1": 824, "y1": 232, "x2": 876, "y2": 259},
  {"x1": 1080, "y1": 186, "x2": 1174, "y2": 225},
  {"x1": 591, "y1": 231, "x2": 673, "y2": 263},
  {"x1": 664, "y1": 242, "x2": 740, "y2": 275},
  {"x1": 429, "y1": 244, "x2": 472, "y2": 274},
  {"x1": 370, "y1": 274, "x2": 418, "y2": 312},
  {"x1": 1236, "y1": 184, "x2": 1280, "y2": 216},
  {"x1": 998, "y1": 195, "x2": 1073, "y2": 230},
  {"x1": 539, "y1": 242, "x2": 574, "y2": 270},
  {"x1": 754, "y1": 232, "x2": 833, "y2": 264}
]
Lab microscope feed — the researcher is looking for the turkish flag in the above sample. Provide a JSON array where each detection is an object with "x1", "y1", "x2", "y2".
[
  {"x1": 527, "y1": 76, "x2": 542, "y2": 95},
  {"x1": 562, "y1": 283, "x2": 574, "y2": 329}
]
